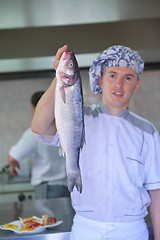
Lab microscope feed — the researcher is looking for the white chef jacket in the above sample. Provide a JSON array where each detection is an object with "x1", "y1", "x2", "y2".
[
  {"x1": 41, "y1": 103, "x2": 160, "y2": 222},
  {"x1": 9, "y1": 128, "x2": 67, "y2": 186}
]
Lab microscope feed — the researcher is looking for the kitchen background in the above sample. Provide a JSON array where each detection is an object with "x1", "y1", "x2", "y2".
[{"x1": 0, "y1": 0, "x2": 160, "y2": 203}]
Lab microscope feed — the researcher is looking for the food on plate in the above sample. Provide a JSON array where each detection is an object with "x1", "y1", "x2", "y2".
[
  {"x1": 18, "y1": 214, "x2": 57, "y2": 231},
  {"x1": 42, "y1": 213, "x2": 57, "y2": 225},
  {"x1": 19, "y1": 216, "x2": 42, "y2": 229},
  {"x1": 0, "y1": 214, "x2": 61, "y2": 234},
  {"x1": 20, "y1": 227, "x2": 35, "y2": 231},
  {"x1": 3, "y1": 224, "x2": 18, "y2": 230}
]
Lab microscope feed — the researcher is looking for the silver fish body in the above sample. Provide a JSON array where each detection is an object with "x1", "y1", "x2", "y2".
[{"x1": 55, "y1": 51, "x2": 85, "y2": 193}]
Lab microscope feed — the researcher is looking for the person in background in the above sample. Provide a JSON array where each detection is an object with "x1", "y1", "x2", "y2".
[
  {"x1": 8, "y1": 91, "x2": 69, "y2": 199},
  {"x1": 31, "y1": 45, "x2": 160, "y2": 240}
]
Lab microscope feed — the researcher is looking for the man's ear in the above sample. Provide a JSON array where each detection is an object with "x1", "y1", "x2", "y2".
[
  {"x1": 134, "y1": 79, "x2": 140, "y2": 93},
  {"x1": 98, "y1": 77, "x2": 102, "y2": 88}
]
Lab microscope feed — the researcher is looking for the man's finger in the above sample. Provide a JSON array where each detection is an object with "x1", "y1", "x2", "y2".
[{"x1": 56, "y1": 45, "x2": 68, "y2": 60}]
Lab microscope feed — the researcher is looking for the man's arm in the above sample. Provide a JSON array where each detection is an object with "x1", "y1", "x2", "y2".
[
  {"x1": 149, "y1": 189, "x2": 160, "y2": 240},
  {"x1": 8, "y1": 128, "x2": 37, "y2": 176},
  {"x1": 31, "y1": 79, "x2": 57, "y2": 135},
  {"x1": 31, "y1": 45, "x2": 68, "y2": 135}
]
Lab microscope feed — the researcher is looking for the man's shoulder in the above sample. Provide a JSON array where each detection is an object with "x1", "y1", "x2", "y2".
[
  {"x1": 84, "y1": 104, "x2": 101, "y2": 117},
  {"x1": 127, "y1": 111, "x2": 157, "y2": 135}
]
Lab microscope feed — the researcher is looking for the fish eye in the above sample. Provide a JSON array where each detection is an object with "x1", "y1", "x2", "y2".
[{"x1": 69, "y1": 62, "x2": 74, "y2": 68}]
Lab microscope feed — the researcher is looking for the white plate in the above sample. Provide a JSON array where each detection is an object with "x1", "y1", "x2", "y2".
[{"x1": 0, "y1": 216, "x2": 63, "y2": 235}]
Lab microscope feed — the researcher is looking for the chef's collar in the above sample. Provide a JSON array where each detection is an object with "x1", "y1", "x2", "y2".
[{"x1": 99, "y1": 103, "x2": 129, "y2": 118}]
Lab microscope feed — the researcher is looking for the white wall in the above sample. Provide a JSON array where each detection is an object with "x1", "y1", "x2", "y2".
[
  {"x1": 130, "y1": 69, "x2": 160, "y2": 130},
  {"x1": 0, "y1": 77, "x2": 52, "y2": 172}
]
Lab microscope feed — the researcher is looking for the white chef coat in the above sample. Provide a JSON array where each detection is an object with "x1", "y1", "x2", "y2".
[
  {"x1": 9, "y1": 128, "x2": 67, "y2": 186},
  {"x1": 41, "y1": 103, "x2": 160, "y2": 222}
]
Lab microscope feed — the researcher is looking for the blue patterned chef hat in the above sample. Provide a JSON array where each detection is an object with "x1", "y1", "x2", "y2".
[{"x1": 89, "y1": 45, "x2": 144, "y2": 94}]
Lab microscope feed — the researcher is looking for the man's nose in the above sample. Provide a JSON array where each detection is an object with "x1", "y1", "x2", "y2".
[{"x1": 115, "y1": 77, "x2": 124, "y2": 88}]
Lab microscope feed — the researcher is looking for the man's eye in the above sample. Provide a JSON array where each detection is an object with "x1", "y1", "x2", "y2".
[
  {"x1": 109, "y1": 74, "x2": 115, "y2": 78},
  {"x1": 126, "y1": 76, "x2": 132, "y2": 81}
]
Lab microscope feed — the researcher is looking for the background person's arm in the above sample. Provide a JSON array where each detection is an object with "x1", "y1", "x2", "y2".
[{"x1": 8, "y1": 155, "x2": 20, "y2": 176}]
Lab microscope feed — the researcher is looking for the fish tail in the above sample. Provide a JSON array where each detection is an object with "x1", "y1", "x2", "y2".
[{"x1": 67, "y1": 170, "x2": 82, "y2": 193}]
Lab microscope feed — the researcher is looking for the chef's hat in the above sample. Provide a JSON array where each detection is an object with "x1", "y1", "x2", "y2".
[{"x1": 89, "y1": 45, "x2": 144, "y2": 94}]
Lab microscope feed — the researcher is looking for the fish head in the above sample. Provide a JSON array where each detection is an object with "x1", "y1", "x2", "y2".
[{"x1": 56, "y1": 51, "x2": 79, "y2": 87}]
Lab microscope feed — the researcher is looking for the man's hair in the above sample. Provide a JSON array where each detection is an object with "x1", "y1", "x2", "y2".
[{"x1": 30, "y1": 91, "x2": 45, "y2": 107}]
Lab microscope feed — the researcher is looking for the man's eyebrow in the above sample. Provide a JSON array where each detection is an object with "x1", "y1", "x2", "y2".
[
  {"x1": 107, "y1": 71, "x2": 134, "y2": 77},
  {"x1": 124, "y1": 74, "x2": 135, "y2": 78},
  {"x1": 107, "y1": 71, "x2": 117, "y2": 74}
]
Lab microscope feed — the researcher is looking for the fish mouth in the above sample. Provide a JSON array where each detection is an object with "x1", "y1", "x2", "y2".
[{"x1": 61, "y1": 72, "x2": 76, "y2": 86}]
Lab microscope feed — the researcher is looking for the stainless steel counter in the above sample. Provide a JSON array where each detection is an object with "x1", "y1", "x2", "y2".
[
  {"x1": 0, "y1": 232, "x2": 70, "y2": 240},
  {"x1": 0, "y1": 197, "x2": 75, "y2": 239},
  {"x1": 0, "y1": 197, "x2": 154, "y2": 240}
]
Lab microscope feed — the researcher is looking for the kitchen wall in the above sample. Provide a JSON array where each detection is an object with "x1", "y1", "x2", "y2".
[
  {"x1": 0, "y1": 76, "x2": 53, "y2": 175},
  {"x1": 0, "y1": 68, "x2": 160, "y2": 174},
  {"x1": 130, "y1": 69, "x2": 160, "y2": 130}
]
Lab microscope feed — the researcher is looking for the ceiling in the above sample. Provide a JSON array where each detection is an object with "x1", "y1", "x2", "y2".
[{"x1": 0, "y1": 0, "x2": 160, "y2": 73}]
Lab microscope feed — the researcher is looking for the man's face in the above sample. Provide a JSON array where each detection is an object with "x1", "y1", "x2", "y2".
[{"x1": 99, "y1": 66, "x2": 140, "y2": 115}]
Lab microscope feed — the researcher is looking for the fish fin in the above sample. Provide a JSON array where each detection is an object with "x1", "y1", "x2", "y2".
[
  {"x1": 67, "y1": 169, "x2": 82, "y2": 193},
  {"x1": 59, "y1": 145, "x2": 65, "y2": 157},
  {"x1": 60, "y1": 86, "x2": 66, "y2": 103},
  {"x1": 80, "y1": 126, "x2": 86, "y2": 150}
]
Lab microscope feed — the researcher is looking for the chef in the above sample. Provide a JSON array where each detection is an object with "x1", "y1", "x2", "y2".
[{"x1": 31, "y1": 45, "x2": 160, "y2": 240}]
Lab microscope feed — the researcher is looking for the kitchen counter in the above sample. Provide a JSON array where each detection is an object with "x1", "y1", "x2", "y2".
[
  {"x1": 0, "y1": 172, "x2": 34, "y2": 204},
  {"x1": 0, "y1": 197, "x2": 154, "y2": 239},
  {"x1": 0, "y1": 183, "x2": 34, "y2": 203},
  {"x1": 0, "y1": 197, "x2": 75, "y2": 239}
]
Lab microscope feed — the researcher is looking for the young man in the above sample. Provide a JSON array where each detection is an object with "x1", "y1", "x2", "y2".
[
  {"x1": 31, "y1": 45, "x2": 160, "y2": 239},
  {"x1": 8, "y1": 91, "x2": 69, "y2": 199}
]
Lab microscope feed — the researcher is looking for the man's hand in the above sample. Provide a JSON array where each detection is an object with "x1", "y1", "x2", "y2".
[
  {"x1": 53, "y1": 45, "x2": 68, "y2": 70},
  {"x1": 8, "y1": 155, "x2": 20, "y2": 176}
]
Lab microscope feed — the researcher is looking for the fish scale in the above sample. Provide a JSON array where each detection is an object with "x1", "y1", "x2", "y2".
[{"x1": 55, "y1": 51, "x2": 85, "y2": 193}]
